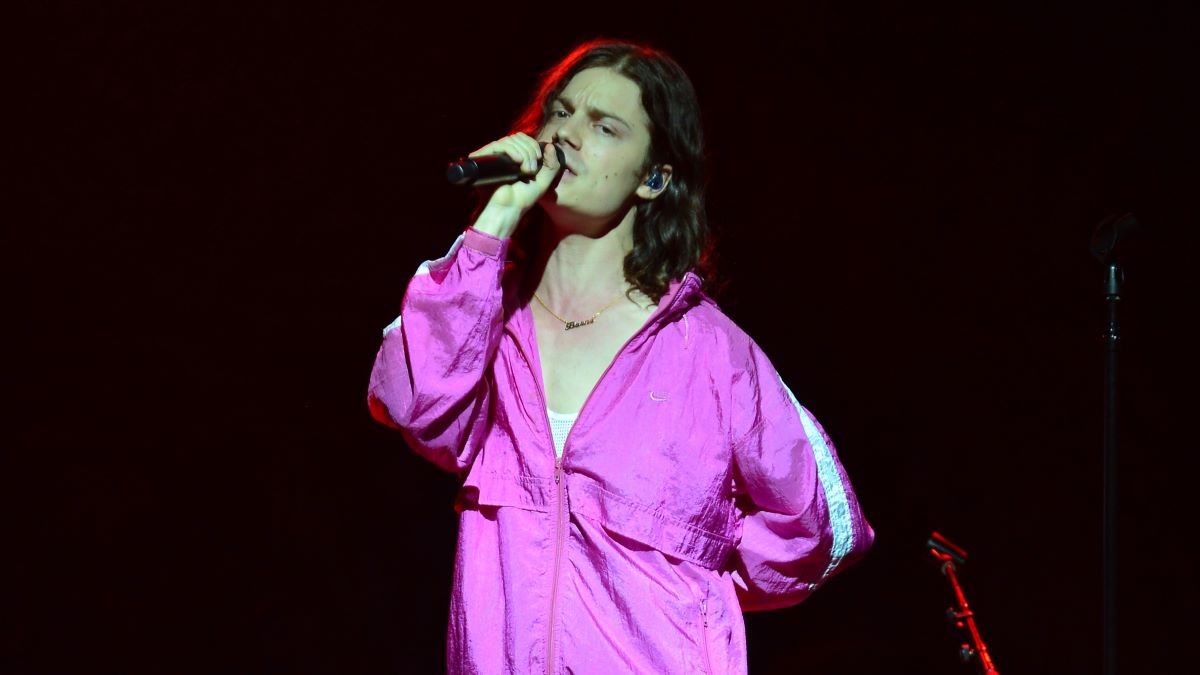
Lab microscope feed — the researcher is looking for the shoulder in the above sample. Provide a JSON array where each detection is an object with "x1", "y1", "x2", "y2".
[{"x1": 676, "y1": 293, "x2": 764, "y2": 373}]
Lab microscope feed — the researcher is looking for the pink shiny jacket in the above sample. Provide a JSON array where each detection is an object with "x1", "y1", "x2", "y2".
[{"x1": 367, "y1": 228, "x2": 874, "y2": 674}]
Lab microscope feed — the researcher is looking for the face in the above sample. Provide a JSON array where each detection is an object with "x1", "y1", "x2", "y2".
[{"x1": 536, "y1": 67, "x2": 664, "y2": 230}]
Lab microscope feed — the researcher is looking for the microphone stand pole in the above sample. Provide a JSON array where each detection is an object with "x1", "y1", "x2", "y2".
[
  {"x1": 1101, "y1": 261, "x2": 1121, "y2": 675},
  {"x1": 1091, "y1": 212, "x2": 1134, "y2": 675}
]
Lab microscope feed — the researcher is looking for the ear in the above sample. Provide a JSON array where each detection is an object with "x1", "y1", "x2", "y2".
[{"x1": 635, "y1": 164, "x2": 673, "y2": 201}]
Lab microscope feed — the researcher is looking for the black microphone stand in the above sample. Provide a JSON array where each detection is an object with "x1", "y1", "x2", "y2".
[
  {"x1": 1101, "y1": 261, "x2": 1120, "y2": 675},
  {"x1": 927, "y1": 532, "x2": 999, "y2": 675},
  {"x1": 1090, "y1": 212, "x2": 1136, "y2": 675}
]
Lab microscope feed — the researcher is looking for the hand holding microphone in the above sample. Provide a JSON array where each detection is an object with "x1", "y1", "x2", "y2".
[
  {"x1": 447, "y1": 136, "x2": 567, "y2": 187},
  {"x1": 455, "y1": 133, "x2": 564, "y2": 239}
]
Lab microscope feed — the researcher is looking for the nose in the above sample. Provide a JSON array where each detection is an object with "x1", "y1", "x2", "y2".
[{"x1": 552, "y1": 116, "x2": 582, "y2": 149}]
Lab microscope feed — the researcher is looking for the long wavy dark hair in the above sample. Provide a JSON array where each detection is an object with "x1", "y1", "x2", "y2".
[{"x1": 510, "y1": 39, "x2": 714, "y2": 303}]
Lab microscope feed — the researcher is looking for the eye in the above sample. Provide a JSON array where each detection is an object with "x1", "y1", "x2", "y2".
[
  {"x1": 597, "y1": 124, "x2": 615, "y2": 136},
  {"x1": 552, "y1": 109, "x2": 570, "y2": 119}
]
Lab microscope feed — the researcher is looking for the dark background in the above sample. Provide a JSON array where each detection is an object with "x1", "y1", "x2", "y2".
[{"x1": 11, "y1": 1, "x2": 1197, "y2": 673}]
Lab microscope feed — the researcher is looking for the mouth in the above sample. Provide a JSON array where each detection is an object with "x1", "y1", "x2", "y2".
[
  {"x1": 555, "y1": 147, "x2": 580, "y2": 176},
  {"x1": 543, "y1": 141, "x2": 578, "y2": 176}
]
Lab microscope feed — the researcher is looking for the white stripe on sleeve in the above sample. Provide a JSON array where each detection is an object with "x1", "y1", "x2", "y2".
[{"x1": 779, "y1": 375, "x2": 855, "y2": 580}]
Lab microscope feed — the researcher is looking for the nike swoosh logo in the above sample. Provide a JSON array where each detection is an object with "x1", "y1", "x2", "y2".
[{"x1": 650, "y1": 391, "x2": 668, "y2": 402}]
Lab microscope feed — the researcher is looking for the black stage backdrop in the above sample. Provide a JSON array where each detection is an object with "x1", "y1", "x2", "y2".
[{"x1": 10, "y1": 2, "x2": 1197, "y2": 674}]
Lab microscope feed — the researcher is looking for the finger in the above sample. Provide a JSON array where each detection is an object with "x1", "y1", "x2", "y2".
[
  {"x1": 532, "y1": 143, "x2": 564, "y2": 192},
  {"x1": 468, "y1": 136, "x2": 529, "y2": 165},
  {"x1": 468, "y1": 135, "x2": 540, "y2": 176},
  {"x1": 516, "y1": 134, "x2": 541, "y2": 175},
  {"x1": 490, "y1": 136, "x2": 530, "y2": 175},
  {"x1": 539, "y1": 141, "x2": 561, "y2": 172},
  {"x1": 516, "y1": 133, "x2": 541, "y2": 157},
  {"x1": 497, "y1": 139, "x2": 535, "y2": 175}
]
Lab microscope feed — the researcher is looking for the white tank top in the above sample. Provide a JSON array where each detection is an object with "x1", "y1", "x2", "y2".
[{"x1": 546, "y1": 408, "x2": 578, "y2": 458}]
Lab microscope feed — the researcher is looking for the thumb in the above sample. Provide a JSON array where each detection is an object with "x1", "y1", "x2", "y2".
[{"x1": 534, "y1": 142, "x2": 564, "y2": 187}]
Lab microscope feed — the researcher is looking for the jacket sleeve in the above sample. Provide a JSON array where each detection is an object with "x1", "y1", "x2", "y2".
[
  {"x1": 366, "y1": 228, "x2": 509, "y2": 475},
  {"x1": 729, "y1": 342, "x2": 874, "y2": 611}
]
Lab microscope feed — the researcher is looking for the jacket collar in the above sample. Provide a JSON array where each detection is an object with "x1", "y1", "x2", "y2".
[{"x1": 653, "y1": 271, "x2": 704, "y2": 325}]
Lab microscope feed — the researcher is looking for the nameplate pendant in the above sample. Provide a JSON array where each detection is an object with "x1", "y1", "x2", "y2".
[{"x1": 564, "y1": 318, "x2": 595, "y2": 331}]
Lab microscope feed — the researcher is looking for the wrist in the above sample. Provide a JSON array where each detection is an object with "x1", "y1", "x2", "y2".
[
  {"x1": 463, "y1": 226, "x2": 507, "y2": 258},
  {"x1": 471, "y1": 202, "x2": 524, "y2": 240}
]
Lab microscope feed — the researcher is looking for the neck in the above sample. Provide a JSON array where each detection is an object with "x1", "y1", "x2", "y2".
[{"x1": 532, "y1": 208, "x2": 637, "y2": 306}]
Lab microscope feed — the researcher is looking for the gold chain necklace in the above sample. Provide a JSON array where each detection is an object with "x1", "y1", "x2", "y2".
[{"x1": 533, "y1": 291, "x2": 626, "y2": 331}]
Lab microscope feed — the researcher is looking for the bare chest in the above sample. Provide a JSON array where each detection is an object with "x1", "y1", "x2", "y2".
[{"x1": 534, "y1": 304, "x2": 654, "y2": 414}]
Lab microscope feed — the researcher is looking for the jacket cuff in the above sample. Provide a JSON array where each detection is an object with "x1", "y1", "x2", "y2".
[{"x1": 464, "y1": 227, "x2": 508, "y2": 259}]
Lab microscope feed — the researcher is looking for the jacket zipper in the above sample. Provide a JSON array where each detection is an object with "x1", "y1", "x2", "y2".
[
  {"x1": 700, "y1": 598, "x2": 714, "y2": 675},
  {"x1": 547, "y1": 456, "x2": 566, "y2": 675},
  {"x1": 504, "y1": 328, "x2": 566, "y2": 675},
  {"x1": 507, "y1": 279, "x2": 693, "y2": 674},
  {"x1": 539, "y1": 307, "x2": 654, "y2": 674}
]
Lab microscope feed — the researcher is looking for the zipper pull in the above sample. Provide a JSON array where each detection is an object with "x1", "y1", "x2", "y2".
[
  {"x1": 555, "y1": 457, "x2": 562, "y2": 484},
  {"x1": 700, "y1": 598, "x2": 708, "y2": 627}
]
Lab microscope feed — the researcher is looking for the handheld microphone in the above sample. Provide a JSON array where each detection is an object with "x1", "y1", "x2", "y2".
[{"x1": 446, "y1": 143, "x2": 566, "y2": 186}]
